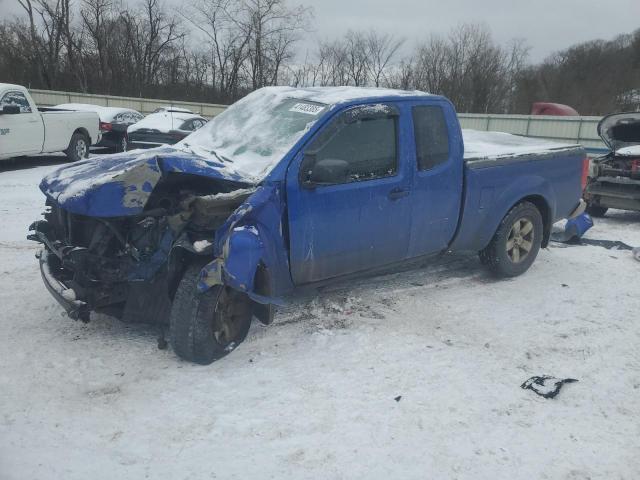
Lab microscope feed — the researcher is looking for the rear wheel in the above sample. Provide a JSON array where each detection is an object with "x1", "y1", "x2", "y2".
[
  {"x1": 65, "y1": 132, "x2": 90, "y2": 161},
  {"x1": 586, "y1": 203, "x2": 607, "y2": 217},
  {"x1": 169, "y1": 263, "x2": 252, "y2": 365},
  {"x1": 479, "y1": 201, "x2": 543, "y2": 277}
]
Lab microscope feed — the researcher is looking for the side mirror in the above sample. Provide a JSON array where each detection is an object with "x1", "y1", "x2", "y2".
[
  {"x1": 307, "y1": 158, "x2": 349, "y2": 186},
  {"x1": 0, "y1": 105, "x2": 21, "y2": 115}
]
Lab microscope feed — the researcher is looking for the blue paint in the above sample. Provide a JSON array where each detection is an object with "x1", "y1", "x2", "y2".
[
  {"x1": 39, "y1": 93, "x2": 585, "y2": 306},
  {"x1": 39, "y1": 148, "x2": 247, "y2": 217}
]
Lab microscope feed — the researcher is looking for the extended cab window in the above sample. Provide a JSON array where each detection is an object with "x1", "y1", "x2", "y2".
[
  {"x1": 303, "y1": 105, "x2": 398, "y2": 185},
  {"x1": 413, "y1": 105, "x2": 449, "y2": 170},
  {"x1": 1, "y1": 91, "x2": 32, "y2": 113}
]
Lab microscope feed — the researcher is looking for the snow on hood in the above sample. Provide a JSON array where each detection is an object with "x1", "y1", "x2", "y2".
[
  {"x1": 40, "y1": 147, "x2": 248, "y2": 217},
  {"x1": 462, "y1": 129, "x2": 579, "y2": 160},
  {"x1": 617, "y1": 145, "x2": 640, "y2": 157},
  {"x1": 128, "y1": 111, "x2": 205, "y2": 134},
  {"x1": 53, "y1": 103, "x2": 142, "y2": 124},
  {"x1": 174, "y1": 86, "x2": 430, "y2": 182},
  {"x1": 598, "y1": 112, "x2": 640, "y2": 152}
]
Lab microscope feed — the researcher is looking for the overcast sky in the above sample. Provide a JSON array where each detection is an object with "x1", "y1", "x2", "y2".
[{"x1": 1, "y1": 0, "x2": 638, "y2": 63}]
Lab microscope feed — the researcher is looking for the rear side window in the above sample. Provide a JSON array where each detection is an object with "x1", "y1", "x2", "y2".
[
  {"x1": 180, "y1": 120, "x2": 195, "y2": 131},
  {"x1": 412, "y1": 105, "x2": 449, "y2": 170},
  {"x1": 115, "y1": 111, "x2": 143, "y2": 124},
  {"x1": 1, "y1": 91, "x2": 32, "y2": 113}
]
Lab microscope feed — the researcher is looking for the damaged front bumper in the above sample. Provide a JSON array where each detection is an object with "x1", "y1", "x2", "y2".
[
  {"x1": 36, "y1": 248, "x2": 90, "y2": 321},
  {"x1": 585, "y1": 176, "x2": 640, "y2": 212},
  {"x1": 28, "y1": 217, "x2": 163, "y2": 322}
]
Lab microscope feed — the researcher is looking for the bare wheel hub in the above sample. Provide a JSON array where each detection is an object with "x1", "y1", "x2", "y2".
[{"x1": 506, "y1": 218, "x2": 534, "y2": 263}]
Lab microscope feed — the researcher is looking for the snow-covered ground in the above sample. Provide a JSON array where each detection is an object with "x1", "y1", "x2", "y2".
[{"x1": 1, "y1": 156, "x2": 639, "y2": 480}]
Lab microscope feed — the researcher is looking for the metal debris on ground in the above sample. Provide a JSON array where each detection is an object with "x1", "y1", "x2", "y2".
[{"x1": 521, "y1": 376, "x2": 578, "y2": 399}]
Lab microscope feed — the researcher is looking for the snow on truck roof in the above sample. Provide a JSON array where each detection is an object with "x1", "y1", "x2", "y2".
[
  {"x1": 0, "y1": 83, "x2": 27, "y2": 91},
  {"x1": 242, "y1": 86, "x2": 432, "y2": 104}
]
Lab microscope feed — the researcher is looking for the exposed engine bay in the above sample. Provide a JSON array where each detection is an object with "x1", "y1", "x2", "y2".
[
  {"x1": 585, "y1": 112, "x2": 640, "y2": 213},
  {"x1": 29, "y1": 173, "x2": 254, "y2": 323}
]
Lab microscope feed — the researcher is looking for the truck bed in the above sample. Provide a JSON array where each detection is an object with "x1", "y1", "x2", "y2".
[
  {"x1": 451, "y1": 129, "x2": 586, "y2": 253},
  {"x1": 462, "y1": 129, "x2": 583, "y2": 167}
]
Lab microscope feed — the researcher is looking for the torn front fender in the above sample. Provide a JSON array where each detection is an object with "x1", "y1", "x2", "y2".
[
  {"x1": 198, "y1": 226, "x2": 265, "y2": 298},
  {"x1": 197, "y1": 184, "x2": 291, "y2": 305}
]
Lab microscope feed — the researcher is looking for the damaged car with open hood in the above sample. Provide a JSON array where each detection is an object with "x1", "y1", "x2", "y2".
[
  {"x1": 29, "y1": 86, "x2": 587, "y2": 364},
  {"x1": 584, "y1": 112, "x2": 640, "y2": 216}
]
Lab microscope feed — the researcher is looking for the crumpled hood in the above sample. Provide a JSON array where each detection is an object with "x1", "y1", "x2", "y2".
[
  {"x1": 598, "y1": 112, "x2": 640, "y2": 152},
  {"x1": 40, "y1": 147, "x2": 250, "y2": 217}
]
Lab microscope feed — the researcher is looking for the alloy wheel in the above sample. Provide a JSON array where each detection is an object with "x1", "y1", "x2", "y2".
[{"x1": 506, "y1": 218, "x2": 534, "y2": 263}]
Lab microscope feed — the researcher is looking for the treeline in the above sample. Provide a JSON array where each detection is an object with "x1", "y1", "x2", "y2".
[
  {"x1": 513, "y1": 30, "x2": 640, "y2": 115},
  {"x1": 0, "y1": 0, "x2": 638, "y2": 114}
]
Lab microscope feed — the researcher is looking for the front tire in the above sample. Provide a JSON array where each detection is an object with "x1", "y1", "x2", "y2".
[
  {"x1": 479, "y1": 201, "x2": 543, "y2": 277},
  {"x1": 65, "y1": 132, "x2": 90, "y2": 161},
  {"x1": 169, "y1": 263, "x2": 252, "y2": 365}
]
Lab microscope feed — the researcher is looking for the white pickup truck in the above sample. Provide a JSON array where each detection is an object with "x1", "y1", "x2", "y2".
[{"x1": 0, "y1": 83, "x2": 101, "y2": 162}]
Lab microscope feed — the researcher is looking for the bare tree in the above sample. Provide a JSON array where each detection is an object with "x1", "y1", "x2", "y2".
[
  {"x1": 16, "y1": 0, "x2": 66, "y2": 88},
  {"x1": 121, "y1": 0, "x2": 183, "y2": 95},
  {"x1": 365, "y1": 30, "x2": 404, "y2": 87},
  {"x1": 239, "y1": 0, "x2": 311, "y2": 89},
  {"x1": 411, "y1": 24, "x2": 529, "y2": 113}
]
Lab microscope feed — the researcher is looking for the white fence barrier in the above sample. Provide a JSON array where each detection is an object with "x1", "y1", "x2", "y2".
[
  {"x1": 30, "y1": 88, "x2": 608, "y2": 153},
  {"x1": 30, "y1": 88, "x2": 227, "y2": 117},
  {"x1": 458, "y1": 113, "x2": 606, "y2": 154}
]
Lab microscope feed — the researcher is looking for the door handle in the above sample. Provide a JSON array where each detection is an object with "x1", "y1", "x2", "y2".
[{"x1": 388, "y1": 187, "x2": 410, "y2": 200}]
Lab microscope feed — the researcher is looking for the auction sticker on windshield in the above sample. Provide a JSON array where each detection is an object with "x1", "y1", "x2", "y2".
[{"x1": 289, "y1": 102, "x2": 324, "y2": 115}]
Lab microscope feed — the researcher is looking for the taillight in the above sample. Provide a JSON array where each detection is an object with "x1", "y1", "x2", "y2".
[
  {"x1": 99, "y1": 121, "x2": 112, "y2": 132},
  {"x1": 581, "y1": 157, "x2": 590, "y2": 191},
  {"x1": 631, "y1": 159, "x2": 640, "y2": 174}
]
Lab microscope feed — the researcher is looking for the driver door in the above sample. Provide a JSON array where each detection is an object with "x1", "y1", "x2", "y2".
[
  {"x1": 286, "y1": 103, "x2": 412, "y2": 284},
  {"x1": 0, "y1": 90, "x2": 43, "y2": 157}
]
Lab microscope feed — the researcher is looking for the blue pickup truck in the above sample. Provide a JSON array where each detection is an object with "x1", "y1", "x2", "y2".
[{"x1": 28, "y1": 87, "x2": 587, "y2": 364}]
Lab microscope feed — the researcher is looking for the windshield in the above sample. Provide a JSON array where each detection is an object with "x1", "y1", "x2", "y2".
[{"x1": 176, "y1": 89, "x2": 328, "y2": 181}]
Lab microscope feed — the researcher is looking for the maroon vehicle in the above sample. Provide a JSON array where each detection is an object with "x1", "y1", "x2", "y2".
[{"x1": 531, "y1": 102, "x2": 579, "y2": 116}]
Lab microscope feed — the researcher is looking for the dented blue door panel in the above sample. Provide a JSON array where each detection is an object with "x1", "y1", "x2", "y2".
[{"x1": 285, "y1": 102, "x2": 414, "y2": 284}]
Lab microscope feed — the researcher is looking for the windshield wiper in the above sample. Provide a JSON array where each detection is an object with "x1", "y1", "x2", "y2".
[{"x1": 211, "y1": 150, "x2": 232, "y2": 163}]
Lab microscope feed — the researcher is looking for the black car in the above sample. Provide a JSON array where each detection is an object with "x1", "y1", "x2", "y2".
[
  {"x1": 127, "y1": 110, "x2": 207, "y2": 149},
  {"x1": 54, "y1": 103, "x2": 144, "y2": 152}
]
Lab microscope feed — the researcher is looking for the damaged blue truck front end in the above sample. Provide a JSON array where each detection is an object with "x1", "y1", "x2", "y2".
[
  {"x1": 29, "y1": 86, "x2": 585, "y2": 364},
  {"x1": 28, "y1": 147, "x2": 291, "y2": 326}
]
